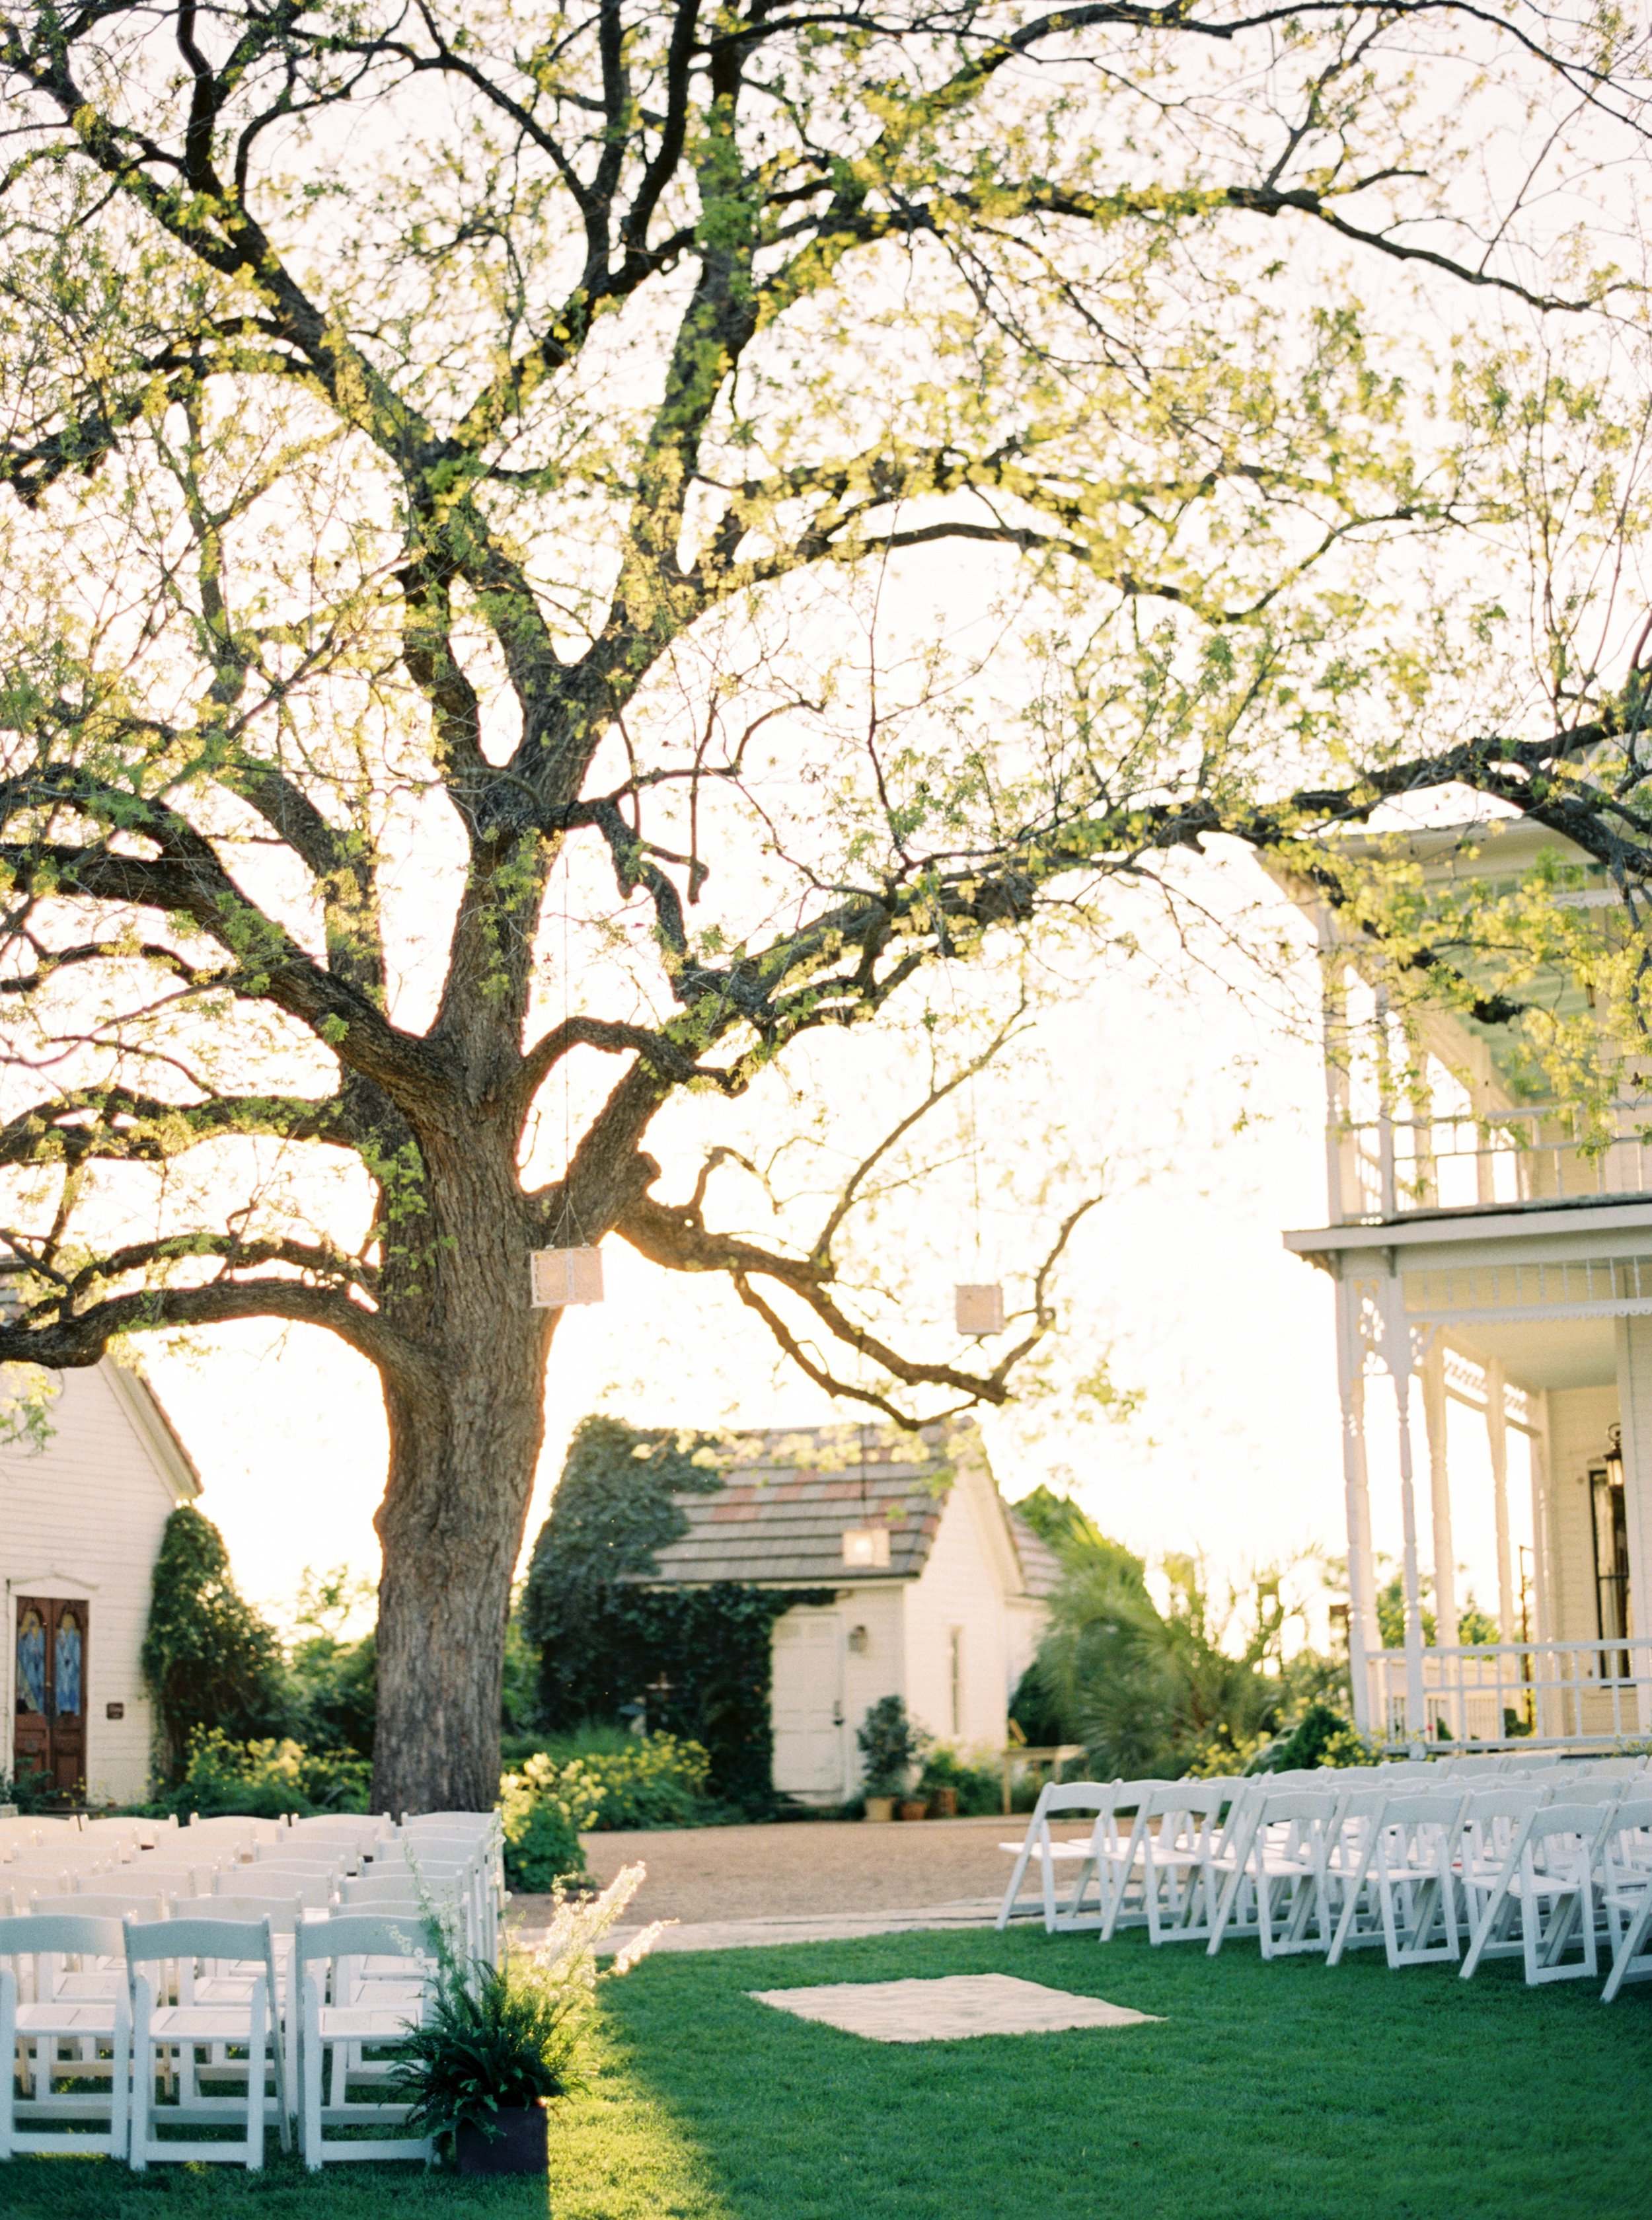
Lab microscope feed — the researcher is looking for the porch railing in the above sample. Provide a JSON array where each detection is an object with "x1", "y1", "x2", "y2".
[
  {"x1": 1335, "y1": 1100, "x2": 1652, "y2": 1224},
  {"x1": 1365, "y1": 1635, "x2": 1652, "y2": 1751}
]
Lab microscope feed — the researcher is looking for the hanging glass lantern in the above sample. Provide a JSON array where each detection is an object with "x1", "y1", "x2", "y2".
[
  {"x1": 529, "y1": 1246, "x2": 605, "y2": 1309},
  {"x1": 954, "y1": 1282, "x2": 1004, "y2": 1336}
]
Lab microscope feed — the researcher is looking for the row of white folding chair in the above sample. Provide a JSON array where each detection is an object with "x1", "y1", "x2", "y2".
[{"x1": 0, "y1": 1907, "x2": 440, "y2": 2169}]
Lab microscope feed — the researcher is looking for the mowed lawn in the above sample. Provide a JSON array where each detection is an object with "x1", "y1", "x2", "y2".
[{"x1": 7, "y1": 1925, "x2": 1652, "y2": 2220}]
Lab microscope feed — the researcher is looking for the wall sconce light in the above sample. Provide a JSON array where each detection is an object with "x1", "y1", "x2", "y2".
[{"x1": 847, "y1": 1624, "x2": 870, "y2": 1654}]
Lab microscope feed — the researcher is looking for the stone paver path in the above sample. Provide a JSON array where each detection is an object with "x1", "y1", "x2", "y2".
[{"x1": 749, "y1": 1973, "x2": 1160, "y2": 2042}]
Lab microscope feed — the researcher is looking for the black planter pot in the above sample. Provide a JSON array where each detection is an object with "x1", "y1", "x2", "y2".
[{"x1": 455, "y1": 2102, "x2": 548, "y2": 2176}]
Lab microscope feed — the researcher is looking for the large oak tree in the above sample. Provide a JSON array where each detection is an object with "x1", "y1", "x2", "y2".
[{"x1": 0, "y1": 0, "x2": 1641, "y2": 1806}]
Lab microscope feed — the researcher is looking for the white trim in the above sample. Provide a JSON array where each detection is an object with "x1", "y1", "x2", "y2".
[
  {"x1": 7, "y1": 1572, "x2": 100, "y2": 1599},
  {"x1": 100, "y1": 1360, "x2": 201, "y2": 1504},
  {"x1": 1285, "y1": 1196, "x2": 1652, "y2": 1256}
]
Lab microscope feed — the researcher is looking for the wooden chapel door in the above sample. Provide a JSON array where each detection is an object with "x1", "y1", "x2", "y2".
[{"x1": 13, "y1": 1596, "x2": 89, "y2": 1796}]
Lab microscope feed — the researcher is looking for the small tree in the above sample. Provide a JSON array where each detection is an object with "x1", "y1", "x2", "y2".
[
  {"x1": 139, "y1": 1506, "x2": 287, "y2": 1782},
  {"x1": 856, "y1": 1695, "x2": 928, "y2": 1799}
]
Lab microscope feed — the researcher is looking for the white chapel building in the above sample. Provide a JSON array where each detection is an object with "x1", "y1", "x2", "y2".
[{"x1": 2, "y1": 1359, "x2": 200, "y2": 1804}]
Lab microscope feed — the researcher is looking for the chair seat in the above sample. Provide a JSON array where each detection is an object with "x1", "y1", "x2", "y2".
[
  {"x1": 315, "y1": 2005, "x2": 415, "y2": 2041},
  {"x1": 148, "y1": 2005, "x2": 269, "y2": 2043},
  {"x1": 15, "y1": 2001, "x2": 121, "y2": 2036}
]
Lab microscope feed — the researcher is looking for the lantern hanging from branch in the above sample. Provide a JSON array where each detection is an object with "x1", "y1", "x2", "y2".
[
  {"x1": 842, "y1": 1527, "x2": 891, "y2": 1568},
  {"x1": 954, "y1": 1282, "x2": 1004, "y2": 1337},
  {"x1": 529, "y1": 1246, "x2": 605, "y2": 1310}
]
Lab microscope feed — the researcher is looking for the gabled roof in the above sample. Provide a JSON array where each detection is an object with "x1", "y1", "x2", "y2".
[
  {"x1": 102, "y1": 1359, "x2": 202, "y2": 1504},
  {"x1": 1006, "y1": 1510, "x2": 1063, "y2": 1599},
  {"x1": 630, "y1": 1421, "x2": 1041, "y2": 1592}
]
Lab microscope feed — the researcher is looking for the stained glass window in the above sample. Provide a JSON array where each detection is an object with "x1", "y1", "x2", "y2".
[
  {"x1": 16, "y1": 1607, "x2": 46, "y2": 1716},
  {"x1": 54, "y1": 1610, "x2": 82, "y2": 1719}
]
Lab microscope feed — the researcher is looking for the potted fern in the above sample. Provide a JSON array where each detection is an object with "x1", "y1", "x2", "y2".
[
  {"x1": 391, "y1": 1954, "x2": 574, "y2": 2174},
  {"x1": 391, "y1": 1864, "x2": 659, "y2": 2174}
]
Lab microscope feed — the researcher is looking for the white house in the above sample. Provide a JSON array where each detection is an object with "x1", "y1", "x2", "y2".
[
  {"x1": 2, "y1": 1359, "x2": 201, "y2": 1804},
  {"x1": 628, "y1": 1420, "x2": 1059, "y2": 1803},
  {"x1": 1279, "y1": 819, "x2": 1652, "y2": 1750}
]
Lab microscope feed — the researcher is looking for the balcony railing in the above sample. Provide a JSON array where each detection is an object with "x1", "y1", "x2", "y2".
[
  {"x1": 1366, "y1": 1635, "x2": 1652, "y2": 1751},
  {"x1": 1335, "y1": 1101, "x2": 1652, "y2": 1223}
]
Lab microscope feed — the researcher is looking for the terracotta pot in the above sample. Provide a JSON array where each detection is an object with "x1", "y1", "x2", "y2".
[
  {"x1": 930, "y1": 1787, "x2": 958, "y2": 1818},
  {"x1": 898, "y1": 1798, "x2": 929, "y2": 1821},
  {"x1": 864, "y1": 1796, "x2": 896, "y2": 1822},
  {"x1": 455, "y1": 2102, "x2": 548, "y2": 2177}
]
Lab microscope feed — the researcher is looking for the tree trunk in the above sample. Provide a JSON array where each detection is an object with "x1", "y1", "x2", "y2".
[{"x1": 369, "y1": 1138, "x2": 557, "y2": 1814}]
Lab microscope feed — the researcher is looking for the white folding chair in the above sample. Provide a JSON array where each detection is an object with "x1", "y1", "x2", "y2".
[
  {"x1": 0, "y1": 1913, "x2": 130, "y2": 2159},
  {"x1": 216, "y1": 1866, "x2": 333, "y2": 1909},
  {"x1": 1326, "y1": 1790, "x2": 1467, "y2": 1970},
  {"x1": 995, "y1": 1781, "x2": 1119, "y2": 1932},
  {"x1": 1208, "y1": 1790, "x2": 1339, "y2": 1958},
  {"x1": 1460, "y1": 1802, "x2": 1613, "y2": 1986},
  {"x1": 126, "y1": 1915, "x2": 285, "y2": 2168},
  {"x1": 1121, "y1": 1781, "x2": 1242, "y2": 1947},
  {"x1": 1598, "y1": 1794, "x2": 1652, "y2": 2001},
  {"x1": 1454, "y1": 1784, "x2": 1550, "y2": 1950},
  {"x1": 295, "y1": 1913, "x2": 437, "y2": 2168}
]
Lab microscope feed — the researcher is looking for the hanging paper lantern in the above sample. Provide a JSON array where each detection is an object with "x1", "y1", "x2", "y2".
[
  {"x1": 954, "y1": 1282, "x2": 1004, "y2": 1336},
  {"x1": 843, "y1": 1527, "x2": 891, "y2": 1568},
  {"x1": 529, "y1": 1246, "x2": 605, "y2": 1309}
]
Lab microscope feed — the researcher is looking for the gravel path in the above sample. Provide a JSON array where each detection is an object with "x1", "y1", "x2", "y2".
[{"x1": 512, "y1": 1813, "x2": 1020, "y2": 1931}]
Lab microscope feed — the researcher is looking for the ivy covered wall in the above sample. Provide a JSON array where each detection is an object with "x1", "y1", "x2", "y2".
[{"x1": 521, "y1": 1416, "x2": 829, "y2": 1811}]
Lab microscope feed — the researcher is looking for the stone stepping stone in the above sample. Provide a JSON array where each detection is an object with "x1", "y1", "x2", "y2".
[{"x1": 749, "y1": 1972, "x2": 1162, "y2": 2043}]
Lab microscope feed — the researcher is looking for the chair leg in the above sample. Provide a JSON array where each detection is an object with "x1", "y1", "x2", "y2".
[
  {"x1": 1603, "y1": 1875, "x2": 1652, "y2": 2001},
  {"x1": 129, "y1": 1979, "x2": 153, "y2": 2173},
  {"x1": 245, "y1": 1979, "x2": 267, "y2": 2170},
  {"x1": 111, "y1": 1993, "x2": 131, "y2": 2164},
  {"x1": 302, "y1": 1981, "x2": 324, "y2": 2171},
  {"x1": 0, "y1": 1972, "x2": 15, "y2": 2163}
]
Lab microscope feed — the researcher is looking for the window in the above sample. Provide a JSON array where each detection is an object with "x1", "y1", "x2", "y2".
[{"x1": 1591, "y1": 1428, "x2": 1632, "y2": 1679}]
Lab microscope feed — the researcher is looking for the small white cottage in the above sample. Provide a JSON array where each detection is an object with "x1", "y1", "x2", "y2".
[
  {"x1": 629, "y1": 1420, "x2": 1060, "y2": 1802},
  {"x1": 1, "y1": 1359, "x2": 200, "y2": 1804}
]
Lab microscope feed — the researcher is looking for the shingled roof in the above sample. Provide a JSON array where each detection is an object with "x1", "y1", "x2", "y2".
[{"x1": 627, "y1": 1422, "x2": 1055, "y2": 1593}]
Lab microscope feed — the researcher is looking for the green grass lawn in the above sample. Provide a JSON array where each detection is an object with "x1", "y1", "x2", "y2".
[{"x1": 7, "y1": 1925, "x2": 1652, "y2": 2220}]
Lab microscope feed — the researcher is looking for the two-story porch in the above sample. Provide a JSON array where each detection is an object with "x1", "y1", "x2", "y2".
[{"x1": 1282, "y1": 820, "x2": 1652, "y2": 1751}]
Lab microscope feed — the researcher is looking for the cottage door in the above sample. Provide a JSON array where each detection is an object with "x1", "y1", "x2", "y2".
[
  {"x1": 770, "y1": 1610, "x2": 845, "y2": 1798},
  {"x1": 13, "y1": 1597, "x2": 88, "y2": 1797}
]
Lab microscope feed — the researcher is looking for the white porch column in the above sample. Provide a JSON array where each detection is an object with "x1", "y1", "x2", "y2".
[
  {"x1": 1384, "y1": 1278, "x2": 1429, "y2": 1748},
  {"x1": 1612, "y1": 1319, "x2": 1652, "y2": 1733},
  {"x1": 1485, "y1": 1358, "x2": 1517, "y2": 1642},
  {"x1": 1335, "y1": 1277, "x2": 1380, "y2": 1730},
  {"x1": 1423, "y1": 1340, "x2": 1459, "y2": 1647}
]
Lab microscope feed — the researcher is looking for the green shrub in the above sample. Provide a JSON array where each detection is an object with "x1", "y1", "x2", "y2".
[
  {"x1": 1248, "y1": 1702, "x2": 1380, "y2": 1774},
  {"x1": 140, "y1": 1508, "x2": 288, "y2": 1782},
  {"x1": 500, "y1": 1757, "x2": 599, "y2": 1892},
  {"x1": 163, "y1": 1727, "x2": 372, "y2": 1817},
  {"x1": 917, "y1": 1743, "x2": 1000, "y2": 1815},
  {"x1": 499, "y1": 1733, "x2": 712, "y2": 1891}
]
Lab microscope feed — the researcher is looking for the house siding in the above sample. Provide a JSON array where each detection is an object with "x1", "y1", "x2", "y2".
[
  {"x1": 901, "y1": 1481, "x2": 1012, "y2": 1757},
  {"x1": 1540, "y1": 1383, "x2": 1619, "y2": 1646},
  {"x1": 1, "y1": 1364, "x2": 192, "y2": 1804}
]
